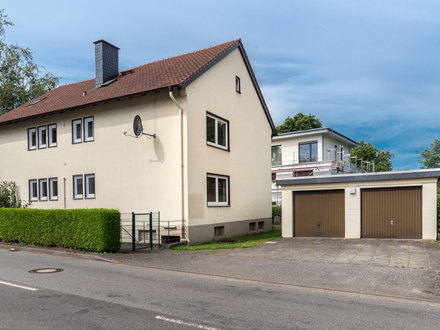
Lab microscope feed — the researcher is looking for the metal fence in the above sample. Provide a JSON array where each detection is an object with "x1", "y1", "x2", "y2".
[{"x1": 121, "y1": 212, "x2": 187, "y2": 251}]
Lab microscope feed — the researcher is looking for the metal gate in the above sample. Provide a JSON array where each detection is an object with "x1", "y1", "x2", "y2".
[
  {"x1": 361, "y1": 186, "x2": 422, "y2": 239},
  {"x1": 121, "y1": 212, "x2": 161, "y2": 251},
  {"x1": 293, "y1": 190, "x2": 345, "y2": 237}
]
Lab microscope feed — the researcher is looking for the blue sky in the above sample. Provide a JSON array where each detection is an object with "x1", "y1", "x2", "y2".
[{"x1": 3, "y1": 1, "x2": 440, "y2": 170}]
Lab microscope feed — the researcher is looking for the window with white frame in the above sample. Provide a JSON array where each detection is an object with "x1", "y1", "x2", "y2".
[
  {"x1": 48, "y1": 124, "x2": 57, "y2": 147},
  {"x1": 207, "y1": 174, "x2": 229, "y2": 206},
  {"x1": 73, "y1": 175, "x2": 83, "y2": 199},
  {"x1": 72, "y1": 119, "x2": 82, "y2": 144},
  {"x1": 84, "y1": 117, "x2": 94, "y2": 142},
  {"x1": 85, "y1": 174, "x2": 95, "y2": 198},
  {"x1": 206, "y1": 113, "x2": 228, "y2": 150},
  {"x1": 28, "y1": 128, "x2": 37, "y2": 150},
  {"x1": 49, "y1": 178, "x2": 58, "y2": 200},
  {"x1": 39, "y1": 179, "x2": 48, "y2": 201},
  {"x1": 271, "y1": 145, "x2": 282, "y2": 166},
  {"x1": 29, "y1": 180, "x2": 38, "y2": 201},
  {"x1": 38, "y1": 126, "x2": 47, "y2": 149},
  {"x1": 235, "y1": 76, "x2": 241, "y2": 93}
]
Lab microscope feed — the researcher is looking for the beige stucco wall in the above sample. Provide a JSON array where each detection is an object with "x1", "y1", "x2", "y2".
[
  {"x1": 183, "y1": 48, "x2": 273, "y2": 242},
  {"x1": 0, "y1": 47, "x2": 273, "y2": 244},
  {"x1": 0, "y1": 91, "x2": 184, "y2": 222},
  {"x1": 281, "y1": 177, "x2": 438, "y2": 240}
]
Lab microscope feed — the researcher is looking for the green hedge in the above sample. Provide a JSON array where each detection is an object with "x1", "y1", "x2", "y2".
[{"x1": 0, "y1": 209, "x2": 121, "y2": 252}]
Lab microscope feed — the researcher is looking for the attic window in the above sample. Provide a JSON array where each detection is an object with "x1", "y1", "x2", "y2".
[
  {"x1": 27, "y1": 97, "x2": 47, "y2": 107},
  {"x1": 120, "y1": 69, "x2": 135, "y2": 76}
]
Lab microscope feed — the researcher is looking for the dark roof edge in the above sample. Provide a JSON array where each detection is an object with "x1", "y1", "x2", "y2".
[
  {"x1": 274, "y1": 127, "x2": 358, "y2": 146},
  {"x1": 178, "y1": 39, "x2": 277, "y2": 136},
  {"x1": 0, "y1": 87, "x2": 170, "y2": 126},
  {"x1": 277, "y1": 169, "x2": 440, "y2": 186}
]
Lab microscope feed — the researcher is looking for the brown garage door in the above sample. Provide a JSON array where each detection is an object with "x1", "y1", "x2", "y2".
[
  {"x1": 293, "y1": 190, "x2": 345, "y2": 237},
  {"x1": 361, "y1": 186, "x2": 422, "y2": 239}
]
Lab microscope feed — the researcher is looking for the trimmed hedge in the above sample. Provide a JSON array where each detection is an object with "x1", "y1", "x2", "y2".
[{"x1": 0, "y1": 208, "x2": 121, "y2": 252}]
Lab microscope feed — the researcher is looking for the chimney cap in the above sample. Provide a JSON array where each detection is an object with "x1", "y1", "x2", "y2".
[{"x1": 93, "y1": 39, "x2": 120, "y2": 50}]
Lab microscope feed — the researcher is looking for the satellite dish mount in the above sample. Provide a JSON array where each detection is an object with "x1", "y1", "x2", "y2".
[{"x1": 124, "y1": 115, "x2": 156, "y2": 138}]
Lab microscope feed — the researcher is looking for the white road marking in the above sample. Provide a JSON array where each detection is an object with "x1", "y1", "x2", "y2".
[
  {"x1": 155, "y1": 315, "x2": 222, "y2": 330},
  {"x1": 0, "y1": 280, "x2": 38, "y2": 291}
]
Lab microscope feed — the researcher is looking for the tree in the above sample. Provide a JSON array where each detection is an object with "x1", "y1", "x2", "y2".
[
  {"x1": 350, "y1": 140, "x2": 394, "y2": 172},
  {"x1": 276, "y1": 113, "x2": 322, "y2": 133},
  {"x1": 416, "y1": 139, "x2": 440, "y2": 169},
  {"x1": 0, "y1": 9, "x2": 59, "y2": 115}
]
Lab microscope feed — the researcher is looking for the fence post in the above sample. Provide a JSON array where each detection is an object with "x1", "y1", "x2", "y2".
[
  {"x1": 149, "y1": 212, "x2": 153, "y2": 249},
  {"x1": 132, "y1": 212, "x2": 136, "y2": 251},
  {"x1": 158, "y1": 212, "x2": 161, "y2": 248}
]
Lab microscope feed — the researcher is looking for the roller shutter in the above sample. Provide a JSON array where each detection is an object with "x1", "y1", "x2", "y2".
[
  {"x1": 361, "y1": 187, "x2": 422, "y2": 239},
  {"x1": 293, "y1": 190, "x2": 345, "y2": 237}
]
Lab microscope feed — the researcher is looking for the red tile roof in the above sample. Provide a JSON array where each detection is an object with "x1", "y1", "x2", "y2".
[{"x1": 0, "y1": 39, "x2": 275, "y2": 133}]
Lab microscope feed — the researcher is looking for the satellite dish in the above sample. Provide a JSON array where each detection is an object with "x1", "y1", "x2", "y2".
[
  {"x1": 133, "y1": 115, "x2": 143, "y2": 137},
  {"x1": 124, "y1": 115, "x2": 156, "y2": 138}
]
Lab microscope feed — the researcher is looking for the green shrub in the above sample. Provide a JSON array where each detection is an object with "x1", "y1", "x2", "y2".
[
  {"x1": 0, "y1": 208, "x2": 120, "y2": 252},
  {"x1": 0, "y1": 180, "x2": 29, "y2": 208},
  {"x1": 272, "y1": 205, "x2": 282, "y2": 222}
]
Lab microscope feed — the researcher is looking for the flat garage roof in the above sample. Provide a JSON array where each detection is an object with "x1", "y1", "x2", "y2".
[{"x1": 276, "y1": 169, "x2": 440, "y2": 186}]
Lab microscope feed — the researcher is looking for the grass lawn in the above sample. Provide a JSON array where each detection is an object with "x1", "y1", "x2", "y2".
[{"x1": 171, "y1": 225, "x2": 281, "y2": 250}]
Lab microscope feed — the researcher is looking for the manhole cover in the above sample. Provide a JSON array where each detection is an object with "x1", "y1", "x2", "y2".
[{"x1": 29, "y1": 268, "x2": 64, "y2": 274}]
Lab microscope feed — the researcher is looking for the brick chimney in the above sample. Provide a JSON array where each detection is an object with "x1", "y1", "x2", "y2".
[{"x1": 93, "y1": 40, "x2": 120, "y2": 87}]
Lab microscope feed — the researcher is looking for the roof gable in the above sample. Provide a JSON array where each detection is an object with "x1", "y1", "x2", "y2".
[{"x1": 0, "y1": 39, "x2": 276, "y2": 134}]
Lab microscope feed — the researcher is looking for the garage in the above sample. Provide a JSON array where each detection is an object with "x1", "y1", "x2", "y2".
[
  {"x1": 293, "y1": 190, "x2": 345, "y2": 237},
  {"x1": 361, "y1": 186, "x2": 422, "y2": 239},
  {"x1": 278, "y1": 169, "x2": 440, "y2": 240}
]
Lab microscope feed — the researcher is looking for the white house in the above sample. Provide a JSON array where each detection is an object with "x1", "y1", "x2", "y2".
[
  {"x1": 0, "y1": 39, "x2": 277, "y2": 244},
  {"x1": 271, "y1": 127, "x2": 358, "y2": 205}
]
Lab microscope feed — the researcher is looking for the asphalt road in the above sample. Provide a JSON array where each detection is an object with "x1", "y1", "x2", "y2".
[{"x1": 1, "y1": 249, "x2": 439, "y2": 329}]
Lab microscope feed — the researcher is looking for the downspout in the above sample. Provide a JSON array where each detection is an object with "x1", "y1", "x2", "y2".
[{"x1": 169, "y1": 88, "x2": 188, "y2": 242}]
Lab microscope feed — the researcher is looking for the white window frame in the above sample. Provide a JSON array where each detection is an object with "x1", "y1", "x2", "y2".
[
  {"x1": 73, "y1": 175, "x2": 83, "y2": 199},
  {"x1": 48, "y1": 124, "x2": 57, "y2": 147},
  {"x1": 207, "y1": 174, "x2": 229, "y2": 207},
  {"x1": 38, "y1": 126, "x2": 47, "y2": 149},
  {"x1": 72, "y1": 119, "x2": 82, "y2": 144},
  {"x1": 206, "y1": 113, "x2": 229, "y2": 150},
  {"x1": 39, "y1": 178, "x2": 48, "y2": 201},
  {"x1": 29, "y1": 179, "x2": 38, "y2": 201},
  {"x1": 84, "y1": 117, "x2": 94, "y2": 142},
  {"x1": 28, "y1": 128, "x2": 37, "y2": 150},
  {"x1": 235, "y1": 76, "x2": 241, "y2": 93},
  {"x1": 49, "y1": 177, "x2": 58, "y2": 201},
  {"x1": 85, "y1": 174, "x2": 95, "y2": 199}
]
